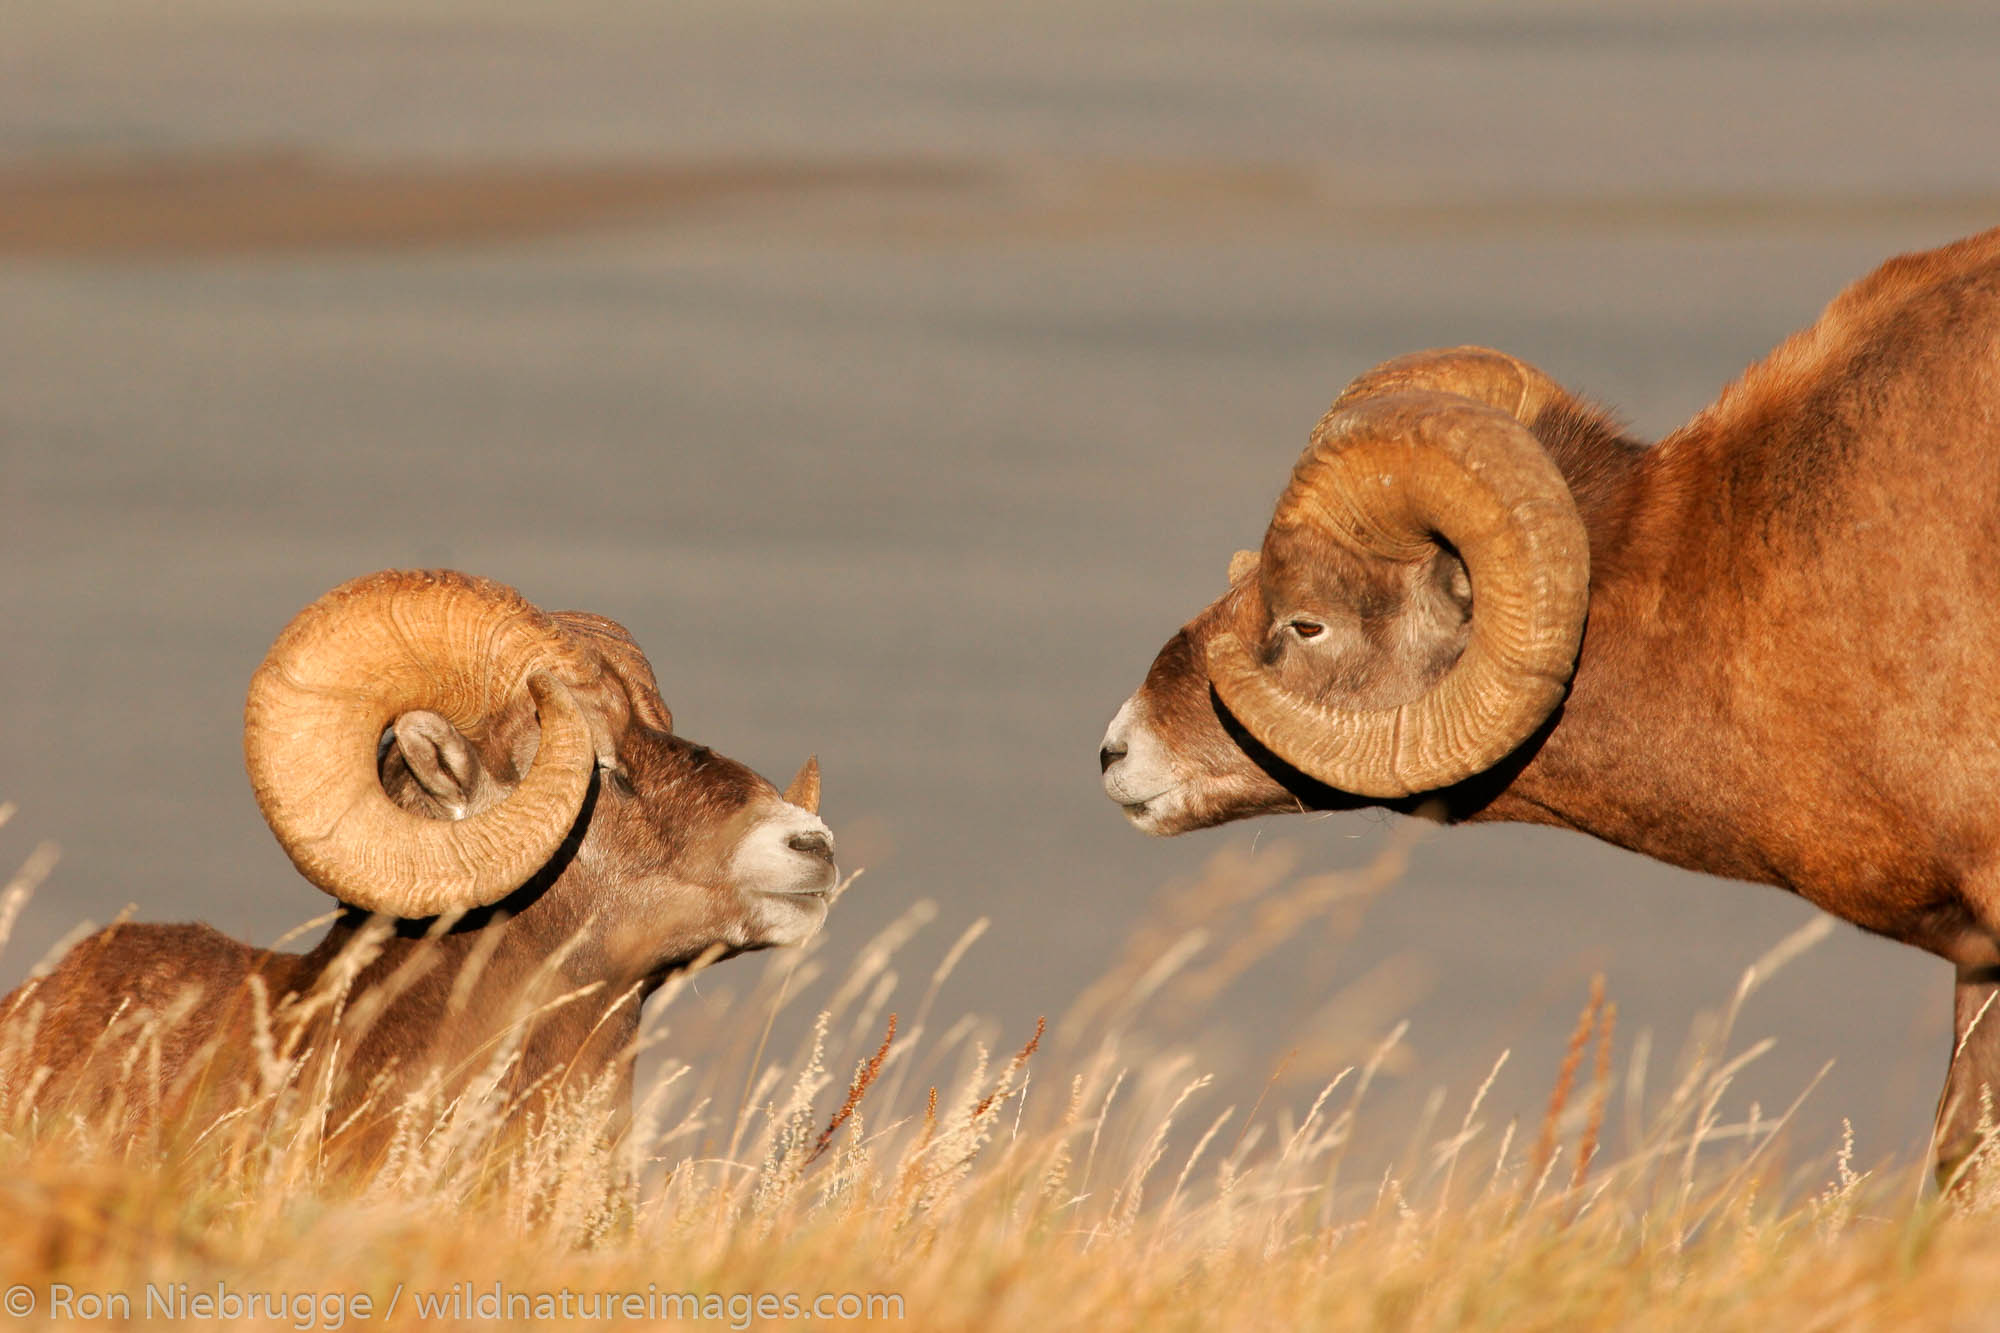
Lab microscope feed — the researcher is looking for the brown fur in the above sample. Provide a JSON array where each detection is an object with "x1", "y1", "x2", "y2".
[
  {"x1": 0, "y1": 612, "x2": 821, "y2": 1161},
  {"x1": 1117, "y1": 227, "x2": 2000, "y2": 1181}
]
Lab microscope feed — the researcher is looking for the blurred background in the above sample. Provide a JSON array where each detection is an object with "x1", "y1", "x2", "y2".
[{"x1": 6, "y1": 0, "x2": 1999, "y2": 1173}]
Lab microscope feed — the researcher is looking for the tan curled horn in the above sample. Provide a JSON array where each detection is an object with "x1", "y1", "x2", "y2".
[
  {"x1": 244, "y1": 570, "x2": 608, "y2": 917},
  {"x1": 1206, "y1": 349, "x2": 1589, "y2": 798},
  {"x1": 1330, "y1": 345, "x2": 1570, "y2": 424}
]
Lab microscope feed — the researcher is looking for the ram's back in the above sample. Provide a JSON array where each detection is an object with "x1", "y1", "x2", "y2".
[{"x1": 0, "y1": 923, "x2": 300, "y2": 1123}]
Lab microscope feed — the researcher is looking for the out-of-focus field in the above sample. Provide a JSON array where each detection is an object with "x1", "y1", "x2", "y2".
[
  {"x1": 6, "y1": 822, "x2": 2000, "y2": 1333},
  {"x1": 6, "y1": 0, "x2": 2000, "y2": 1251}
]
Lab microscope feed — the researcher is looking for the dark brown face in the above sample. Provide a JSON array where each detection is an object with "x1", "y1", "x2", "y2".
[
  {"x1": 380, "y1": 661, "x2": 837, "y2": 982},
  {"x1": 563, "y1": 721, "x2": 834, "y2": 983},
  {"x1": 1097, "y1": 545, "x2": 1469, "y2": 835}
]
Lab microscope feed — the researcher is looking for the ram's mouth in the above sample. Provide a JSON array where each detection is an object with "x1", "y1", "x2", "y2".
[
  {"x1": 1108, "y1": 781, "x2": 1179, "y2": 813},
  {"x1": 1113, "y1": 786, "x2": 1190, "y2": 836},
  {"x1": 748, "y1": 876, "x2": 838, "y2": 950},
  {"x1": 762, "y1": 850, "x2": 843, "y2": 904},
  {"x1": 764, "y1": 884, "x2": 836, "y2": 902}
]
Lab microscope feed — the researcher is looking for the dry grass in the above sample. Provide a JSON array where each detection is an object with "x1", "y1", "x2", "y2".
[{"x1": 2, "y1": 825, "x2": 1998, "y2": 1332}]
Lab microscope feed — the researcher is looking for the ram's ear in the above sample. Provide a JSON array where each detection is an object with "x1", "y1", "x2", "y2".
[
  {"x1": 784, "y1": 755, "x2": 821, "y2": 814},
  {"x1": 1227, "y1": 549, "x2": 1260, "y2": 585},
  {"x1": 390, "y1": 711, "x2": 490, "y2": 818}
]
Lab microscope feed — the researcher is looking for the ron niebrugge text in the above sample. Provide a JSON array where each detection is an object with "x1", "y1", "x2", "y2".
[{"x1": 5, "y1": 1281, "x2": 906, "y2": 1327}]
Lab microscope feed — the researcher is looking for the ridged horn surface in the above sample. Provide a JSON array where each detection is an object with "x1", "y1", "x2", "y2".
[
  {"x1": 1208, "y1": 387, "x2": 1589, "y2": 797},
  {"x1": 1331, "y1": 345, "x2": 1569, "y2": 424},
  {"x1": 243, "y1": 570, "x2": 601, "y2": 917}
]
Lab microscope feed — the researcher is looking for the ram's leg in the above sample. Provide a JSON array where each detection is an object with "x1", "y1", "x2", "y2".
[{"x1": 1934, "y1": 965, "x2": 2000, "y2": 1194}]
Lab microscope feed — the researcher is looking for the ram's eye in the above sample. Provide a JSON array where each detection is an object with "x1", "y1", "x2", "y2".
[{"x1": 1288, "y1": 619, "x2": 1324, "y2": 640}]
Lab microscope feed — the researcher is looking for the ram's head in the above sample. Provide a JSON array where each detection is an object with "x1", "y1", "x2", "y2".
[
  {"x1": 245, "y1": 570, "x2": 839, "y2": 976},
  {"x1": 1100, "y1": 349, "x2": 1591, "y2": 833}
]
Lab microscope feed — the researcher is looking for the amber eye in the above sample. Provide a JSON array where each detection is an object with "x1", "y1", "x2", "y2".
[{"x1": 1288, "y1": 619, "x2": 1324, "y2": 640}]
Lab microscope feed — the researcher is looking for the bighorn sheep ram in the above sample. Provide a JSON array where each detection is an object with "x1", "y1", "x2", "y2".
[
  {"x1": 1097, "y1": 226, "x2": 2000, "y2": 1181},
  {"x1": 0, "y1": 569, "x2": 838, "y2": 1147}
]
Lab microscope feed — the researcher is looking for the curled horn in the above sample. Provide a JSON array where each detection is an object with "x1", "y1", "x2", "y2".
[
  {"x1": 1330, "y1": 345, "x2": 1570, "y2": 423},
  {"x1": 1206, "y1": 348, "x2": 1590, "y2": 797},
  {"x1": 243, "y1": 570, "x2": 607, "y2": 917}
]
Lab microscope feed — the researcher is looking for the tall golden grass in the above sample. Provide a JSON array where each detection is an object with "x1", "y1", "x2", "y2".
[{"x1": 1, "y1": 806, "x2": 1994, "y2": 1332}]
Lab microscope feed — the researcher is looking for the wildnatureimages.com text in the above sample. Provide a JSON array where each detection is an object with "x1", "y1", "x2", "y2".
[{"x1": 7, "y1": 1281, "x2": 906, "y2": 1328}]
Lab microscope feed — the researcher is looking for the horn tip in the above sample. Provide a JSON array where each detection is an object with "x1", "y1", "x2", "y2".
[{"x1": 785, "y1": 755, "x2": 822, "y2": 813}]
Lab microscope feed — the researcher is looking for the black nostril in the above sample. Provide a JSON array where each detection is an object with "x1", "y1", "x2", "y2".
[
  {"x1": 1099, "y1": 740, "x2": 1127, "y2": 773},
  {"x1": 788, "y1": 829, "x2": 834, "y2": 861}
]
